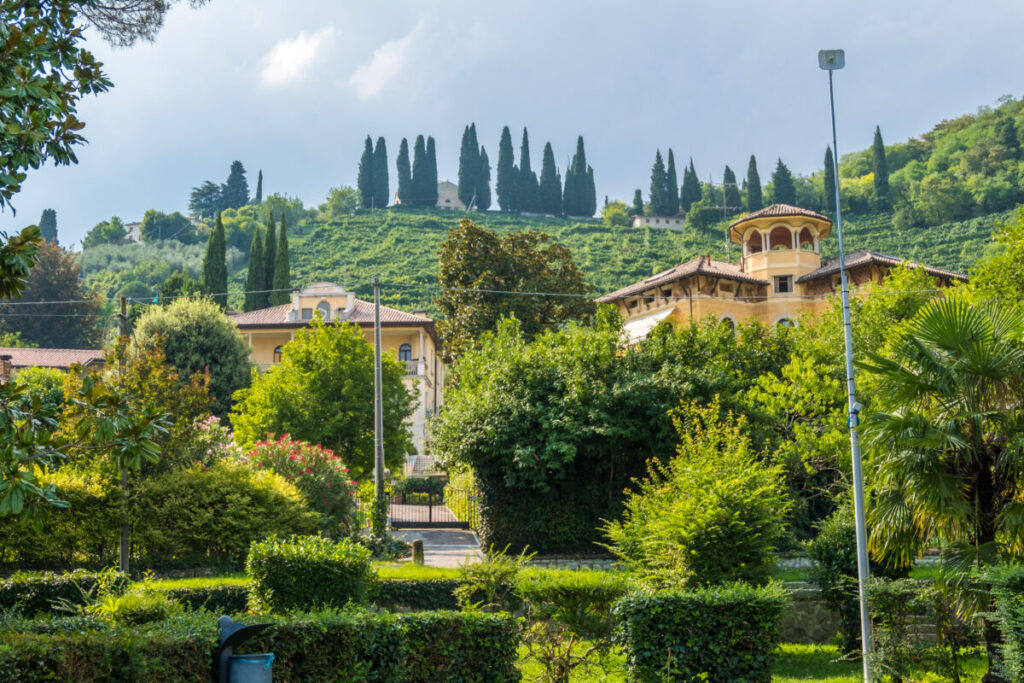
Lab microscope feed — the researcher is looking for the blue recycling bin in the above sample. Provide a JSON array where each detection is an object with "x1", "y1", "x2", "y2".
[
  {"x1": 216, "y1": 616, "x2": 274, "y2": 682},
  {"x1": 228, "y1": 653, "x2": 274, "y2": 683}
]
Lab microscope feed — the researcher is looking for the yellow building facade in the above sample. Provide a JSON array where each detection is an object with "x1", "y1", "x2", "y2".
[
  {"x1": 231, "y1": 282, "x2": 444, "y2": 473},
  {"x1": 598, "y1": 204, "x2": 967, "y2": 340}
]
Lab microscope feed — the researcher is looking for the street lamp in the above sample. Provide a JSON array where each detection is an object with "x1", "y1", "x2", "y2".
[{"x1": 818, "y1": 48, "x2": 873, "y2": 682}]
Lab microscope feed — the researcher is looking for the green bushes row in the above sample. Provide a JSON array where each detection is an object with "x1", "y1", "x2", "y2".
[{"x1": 0, "y1": 570, "x2": 129, "y2": 616}]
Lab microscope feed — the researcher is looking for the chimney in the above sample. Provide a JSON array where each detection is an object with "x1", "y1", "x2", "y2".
[
  {"x1": 0, "y1": 355, "x2": 11, "y2": 384},
  {"x1": 413, "y1": 309, "x2": 427, "y2": 317}
]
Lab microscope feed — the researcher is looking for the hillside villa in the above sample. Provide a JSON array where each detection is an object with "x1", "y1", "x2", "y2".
[
  {"x1": 231, "y1": 282, "x2": 444, "y2": 475},
  {"x1": 392, "y1": 180, "x2": 467, "y2": 211},
  {"x1": 599, "y1": 203, "x2": 967, "y2": 342}
]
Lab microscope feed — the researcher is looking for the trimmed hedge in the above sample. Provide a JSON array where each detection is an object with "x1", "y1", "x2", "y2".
[
  {"x1": 160, "y1": 585, "x2": 249, "y2": 614},
  {"x1": 401, "y1": 612, "x2": 521, "y2": 682},
  {"x1": 986, "y1": 564, "x2": 1024, "y2": 680},
  {"x1": 374, "y1": 578, "x2": 464, "y2": 611},
  {"x1": 0, "y1": 570, "x2": 129, "y2": 616},
  {"x1": 612, "y1": 584, "x2": 789, "y2": 682}
]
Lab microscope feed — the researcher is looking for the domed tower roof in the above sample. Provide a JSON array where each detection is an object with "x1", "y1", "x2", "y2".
[{"x1": 728, "y1": 204, "x2": 831, "y2": 244}]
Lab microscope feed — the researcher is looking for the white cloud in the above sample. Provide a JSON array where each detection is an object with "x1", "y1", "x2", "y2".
[
  {"x1": 346, "y1": 23, "x2": 423, "y2": 101},
  {"x1": 260, "y1": 26, "x2": 337, "y2": 88}
]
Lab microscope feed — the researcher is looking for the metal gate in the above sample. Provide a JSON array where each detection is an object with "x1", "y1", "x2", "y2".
[{"x1": 388, "y1": 487, "x2": 477, "y2": 530}]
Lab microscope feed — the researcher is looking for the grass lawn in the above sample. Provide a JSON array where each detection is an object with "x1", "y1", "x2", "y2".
[{"x1": 138, "y1": 573, "x2": 250, "y2": 591}]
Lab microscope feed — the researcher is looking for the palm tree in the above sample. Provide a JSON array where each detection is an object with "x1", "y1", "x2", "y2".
[{"x1": 858, "y1": 298, "x2": 1024, "y2": 682}]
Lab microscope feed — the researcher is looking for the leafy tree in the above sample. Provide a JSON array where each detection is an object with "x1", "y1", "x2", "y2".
[
  {"x1": 319, "y1": 186, "x2": 360, "y2": 219},
  {"x1": 435, "y1": 219, "x2": 594, "y2": 362},
  {"x1": 746, "y1": 155, "x2": 763, "y2": 211},
  {"x1": 230, "y1": 317, "x2": 415, "y2": 478},
  {"x1": 680, "y1": 158, "x2": 701, "y2": 212},
  {"x1": 538, "y1": 142, "x2": 562, "y2": 214},
  {"x1": 994, "y1": 115, "x2": 1021, "y2": 159},
  {"x1": 410, "y1": 135, "x2": 428, "y2": 207},
  {"x1": 200, "y1": 213, "x2": 228, "y2": 310},
  {"x1": 425, "y1": 136, "x2": 439, "y2": 207},
  {"x1": 971, "y1": 208, "x2": 1024, "y2": 300},
  {"x1": 648, "y1": 150, "x2": 669, "y2": 215},
  {"x1": 132, "y1": 297, "x2": 252, "y2": 419},
  {"x1": 666, "y1": 149, "x2": 680, "y2": 215},
  {"x1": 917, "y1": 171, "x2": 973, "y2": 224},
  {"x1": 254, "y1": 169, "x2": 263, "y2": 204},
  {"x1": 723, "y1": 165, "x2": 741, "y2": 214},
  {"x1": 0, "y1": 240, "x2": 102, "y2": 348},
  {"x1": 518, "y1": 128, "x2": 540, "y2": 213},
  {"x1": 357, "y1": 136, "x2": 374, "y2": 208},
  {"x1": 263, "y1": 215, "x2": 276, "y2": 296},
  {"x1": 457, "y1": 124, "x2": 480, "y2": 209},
  {"x1": 372, "y1": 137, "x2": 389, "y2": 209},
  {"x1": 771, "y1": 158, "x2": 796, "y2": 205},
  {"x1": 631, "y1": 189, "x2": 644, "y2": 216},
  {"x1": 823, "y1": 146, "x2": 837, "y2": 214},
  {"x1": 859, "y1": 299, "x2": 1024, "y2": 679},
  {"x1": 476, "y1": 146, "x2": 492, "y2": 211},
  {"x1": 188, "y1": 181, "x2": 222, "y2": 219},
  {"x1": 496, "y1": 126, "x2": 517, "y2": 212},
  {"x1": 270, "y1": 215, "x2": 291, "y2": 306},
  {"x1": 13, "y1": 366, "x2": 64, "y2": 414},
  {"x1": 82, "y1": 216, "x2": 127, "y2": 248},
  {"x1": 396, "y1": 137, "x2": 412, "y2": 205},
  {"x1": 158, "y1": 268, "x2": 200, "y2": 301},
  {"x1": 221, "y1": 160, "x2": 250, "y2": 210},
  {"x1": 77, "y1": 0, "x2": 211, "y2": 47},
  {"x1": 261, "y1": 193, "x2": 311, "y2": 229},
  {"x1": 872, "y1": 126, "x2": 890, "y2": 210},
  {"x1": 243, "y1": 230, "x2": 266, "y2": 312},
  {"x1": 602, "y1": 200, "x2": 630, "y2": 227},
  {"x1": 139, "y1": 209, "x2": 197, "y2": 243},
  {"x1": 38, "y1": 209, "x2": 57, "y2": 243}
]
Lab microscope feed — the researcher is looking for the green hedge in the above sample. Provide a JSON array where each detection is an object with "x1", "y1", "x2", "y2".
[
  {"x1": 612, "y1": 584, "x2": 789, "y2": 682},
  {"x1": 0, "y1": 570, "x2": 129, "y2": 616},
  {"x1": 986, "y1": 564, "x2": 1024, "y2": 680},
  {"x1": 401, "y1": 612, "x2": 521, "y2": 682},
  {"x1": 160, "y1": 585, "x2": 250, "y2": 614},
  {"x1": 374, "y1": 578, "x2": 464, "y2": 611}
]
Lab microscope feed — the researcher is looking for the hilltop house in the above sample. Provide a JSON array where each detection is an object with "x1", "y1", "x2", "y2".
[
  {"x1": 631, "y1": 215, "x2": 685, "y2": 229},
  {"x1": 599, "y1": 204, "x2": 967, "y2": 342},
  {"x1": 231, "y1": 282, "x2": 444, "y2": 475},
  {"x1": 0, "y1": 347, "x2": 105, "y2": 382},
  {"x1": 392, "y1": 180, "x2": 467, "y2": 211}
]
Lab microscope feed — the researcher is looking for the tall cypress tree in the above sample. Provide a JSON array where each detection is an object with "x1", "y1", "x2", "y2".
[
  {"x1": 457, "y1": 124, "x2": 480, "y2": 208},
  {"x1": 372, "y1": 137, "x2": 389, "y2": 209},
  {"x1": 649, "y1": 150, "x2": 668, "y2": 214},
  {"x1": 477, "y1": 146, "x2": 492, "y2": 211},
  {"x1": 564, "y1": 136, "x2": 594, "y2": 217},
  {"x1": 872, "y1": 125, "x2": 890, "y2": 210},
  {"x1": 37, "y1": 209, "x2": 57, "y2": 242},
  {"x1": 584, "y1": 164, "x2": 597, "y2": 217},
  {"x1": 254, "y1": 169, "x2": 263, "y2": 204},
  {"x1": 680, "y1": 158, "x2": 701, "y2": 212},
  {"x1": 666, "y1": 150, "x2": 680, "y2": 215},
  {"x1": 244, "y1": 230, "x2": 266, "y2": 312},
  {"x1": 270, "y1": 214, "x2": 291, "y2": 306},
  {"x1": 357, "y1": 136, "x2": 374, "y2": 208},
  {"x1": 496, "y1": 126, "x2": 517, "y2": 212},
  {"x1": 746, "y1": 155, "x2": 763, "y2": 211},
  {"x1": 539, "y1": 142, "x2": 562, "y2": 215},
  {"x1": 823, "y1": 146, "x2": 837, "y2": 214},
  {"x1": 202, "y1": 213, "x2": 228, "y2": 310},
  {"x1": 519, "y1": 128, "x2": 540, "y2": 212},
  {"x1": 263, "y1": 214, "x2": 276, "y2": 295},
  {"x1": 632, "y1": 189, "x2": 644, "y2": 216},
  {"x1": 772, "y1": 158, "x2": 796, "y2": 205},
  {"x1": 425, "y1": 137, "x2": 439, "y2": 206},
  {"x1": 411, "y1": 135, "x2": 427, "y2": 207},
  {"x1": 396, "y1": 138, "x2": 412, "y2": 205},
  {"x1": 723, "y1": 165, "x2": 741, "y2": 214}
]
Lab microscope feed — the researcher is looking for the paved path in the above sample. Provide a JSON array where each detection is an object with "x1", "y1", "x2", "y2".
[{"x1": 394, "y1": 529, "x2": 482, "y2": 568}]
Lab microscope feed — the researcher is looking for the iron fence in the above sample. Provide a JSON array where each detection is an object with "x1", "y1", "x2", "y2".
[{"x1": 388, "y1": 487, "x2": 478, "y2": 530}]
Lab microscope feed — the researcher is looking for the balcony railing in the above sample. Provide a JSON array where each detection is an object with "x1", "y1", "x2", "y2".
[{"x1": 404, "y1": 359, "x2": 425, "y2": 376}]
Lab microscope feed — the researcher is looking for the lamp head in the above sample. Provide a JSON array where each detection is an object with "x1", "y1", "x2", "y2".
[{"x1": 818, "y1": 49, "x2": 845, "y2": 71}]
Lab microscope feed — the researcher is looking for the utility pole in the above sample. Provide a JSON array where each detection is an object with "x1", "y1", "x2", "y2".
[
  {"x1": 118, "y1": 296, "x2": 129, "y2": 574},
  {"x1": 372, "y1": 277, "x2": 386, "y2": 537}
]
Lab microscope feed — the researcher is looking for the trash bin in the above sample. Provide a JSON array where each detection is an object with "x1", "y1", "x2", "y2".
[
  {"x1": 216, "y1": 616, "x2": 274, "y2": 682},
  {"x1": 228, "y1": 653, "x2": 274, "y2": 683}
]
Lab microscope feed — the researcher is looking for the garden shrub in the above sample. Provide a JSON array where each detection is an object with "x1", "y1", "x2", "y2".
[
  {"x1": 987, "y1": 563, "x2": 1024, "y2": 680},
  {"x1": 0, "y1": 569, "x2": 129, "y2": 616},
  {"x1": 246, "y1": 535, "x2": 375, "y2": 613},
  {"x1": 351, "y1": 532, "x2": 412, "y2": 561},
  {"x1": 612, "y1": 584, "x2": 789, "y2": 682},
  {"x1": 401, "y1": 612, "x2": 521, "y2": 682},
  {"x1": 160, "y1": 584, "x2": 250, "y2": 614},
  {"x1": 454, "y1": 546, "x2": 528, "y2": 613},
  {"x1": 92, "y1": 590, "x2": 183, "y2": 626},
  {"x1": 374, "y1": 579, "x2": 463, "y2": 611}
]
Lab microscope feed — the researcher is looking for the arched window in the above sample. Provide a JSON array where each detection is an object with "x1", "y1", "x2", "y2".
[
  {"x1": 273, "y1": 346, "x2": 283, "y2": 363},
  {"x1": 719, "y1": 315, "x2": 736, "y2": 332},
  {"x1": 774, "y1": 316, "x2": 797, "y2": 329},
  {"x1": 799, "y1": 227, "x2": 815, "y2": 250},
  {"x1": 747, "y1": 231, "x2": 763, "y2": 254},
  {"x1": 398, "y1": 344, "x2": 412, "y2": 361},
  {"x1": 316, "y1": 301, "x2": 330, "y2": 320},
  {"x1": 769, "y1": 226, "x2": 792, "y2": 250}
]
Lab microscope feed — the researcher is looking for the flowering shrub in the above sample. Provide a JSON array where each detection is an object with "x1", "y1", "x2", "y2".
[
  {"x1": 191, "y1": 415, "x2": 243, "y2": 463},
  {"x1": 247, "y1": 436, "x2": 358, "y2": 536}
]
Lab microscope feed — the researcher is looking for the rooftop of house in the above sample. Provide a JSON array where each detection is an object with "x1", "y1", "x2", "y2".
[
  {"x1": 596, "y1": 255, "x2": 767, "y2": 303},
  {"x1": 796, "y1": 248, "x2": 968, "y2": 283},
  {"x1": 0, "y1": 347, "x2": 105, "y2": 369}
]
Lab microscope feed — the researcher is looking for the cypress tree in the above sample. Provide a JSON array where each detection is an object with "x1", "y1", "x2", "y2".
[
  {"x1": 372, "y1": 137, "x2": 389, "y2": 209},
  {"x1": 649, "y1": 150, "x2": 668, "y2": 214},
  {"x1": 584, "y1": 164, "x2": 597, "y2": 217},
  {"x1": 263, "y1": 214, "x2": 276, "y2": 295},
  {"x1": 244, "y1": 230, "x2": 266, "y2": 312},
  {"x1": 723, "y1": 165, "x2": 741, "y2": 214},
  {"x1": 996, "y1": 115, "x2": 1021, "y2": 158},
  {"x1": 477, "y1": 146, "x2": 492, "y2": 211},
  {"x1": 872, "y1": 125, "x2": 890, "y2": 209},
  {"x1": 680, "y1": 158, "x2": 701, "y2": 212},
  {"x1": 457, "y1": 124, "x2": 480, "y2": 208},
  {"x1": 772, "y1": 158, "x2": 796, "y2": 205},
  {"x1": 425, "y1": 137, "x2": 439, "y2": 206},
  {"x1": 357, "y1": 136, "x2": 374, "y2": 208},
  {"x1": 539, "y1": 142, "x2": 562, "y2": 214},
  {"x1": 37, "y1": 209, "x2": 57, "y2": 242},
  {"x1": 519, "y1": 128, "x2": 540, "y2": 212},
  {"x1": 666, "y1": 149, "x2": 680, "y2": 215},
  {"x1": 564, "y1": 137, "x2": 595, "y2": 217},
  {"x1": 746, "y1": 155, "x2": 763, "y2": 211},
  {"x1": 823, "y1": 146, "x2": 837, "y2": 214},
  {"x1": 396, "y1": 138, "x2": 412, "y2": 205},
  {"x1": 496, "y1": 126, "x2": 517, "y2": 212},
  {"x1": 202, "y1": 213, "x2": 228, "y2": 310},
  {"x1": 254, "y1": 169, "x2": 263, "y2": 204},
  {"x1": 411, "y1": 135, "x2": 427, "y2": 207},
  {"x1": 270, "y1": 214, "x2": 291, "y2": 305},
  {"x1": 221, "y1": 161, "x2": 250, "y2": 209},
  {"x1": 632, "y1": 189, "x2": 644, "y2": 216}
]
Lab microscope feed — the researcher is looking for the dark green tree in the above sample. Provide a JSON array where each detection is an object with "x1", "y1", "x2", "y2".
[
  {"x1": 519, "y1": 128, "x2": 540, "y2": 212},
  {"x1": 723, "y1": 165, "x2": 741, "y2": 214},
  {"x1": 270, "y1": 214, "x2": 291, "y2": 306},
  {"x1": 158, "y1": 268, "x2": 201, "y2": 301},
  {"x1": 201, "y1": 213, "x2": 228, "y2": 310},
  {"x1": 139, "y1": 209, "x2": 197, "y2": 244},
  {"x1": 396, "y1": 137, "x2": 412, "y2": 205},
  {"x1": 584, "y1": 164, "x2": 596, "y2": 217},
  {"x1": 539, "y1": 142, "x2": 562, "y2": 214},
  {"x1": 425, "y1": 137, "x2": 439, "y2": 206},
  {"x1": 477, "y1": 146, "x2": 492, "y2": 211},
  {"x1": 37, "y1": 209, "x2": 57, "y2": 243},
  {"x1": 357, "y1": 136, "x2": 374, "y2": 208},
  {"x1": 649, "y1": 150, "x2": 669, "y2": 215},
  {"x1": 666, "y1": 149, "x2": 680, "y2": 215},
  {"x1": 221, "y1": 161, "x2": 249, "y2": 210},
  {"x1": 411, "y1": 135, "x2": 428, "y2": 207},
  {"x1": 632, "y1": 189, "x2": 644, "y2": 216},
  {"x1": 372, "y1": 137, "x2": 389, "y2": 209},
  {"x1": 457, "y1": 124, "x2": 480, "y2": 208},
  {"x1": 263, "y1": 215, "x2": 276, "y2": 296},
  {"x1": 564, "y1": 136, "x2": 596, "y2": 217},
  {"x1": 746, "y1": 155, "x2": 763, "y2": 211},
  {"x1": 680, "y1": 158, "x2": 701, "y2": 212},
  {"x1": 995, "y1": 115, "x2": 1021, "y2": 159},
  {"x1": 254, "y1": 169, "x2": 263, "y2": 204},
  {"x1": 189, "y1": 181, "x2": 222, "y2": 219},
  {"x1": 496, "y1": 126, "x2": 517, "y2": 211},
  {"x1": 82, "y1": 216, "x2": 127, "y2": 248},
  {"x1": 244, "y1": 230, "x2": 266, "y2": 312},
  {"x1": 872, "y1": 125, "x2": 890, "y2": 210},
  {"x1": 772, "y1": 158, "x2": 796, "y2": 205},
  {"x1": 823, "y1": 146, "x2": 837, "y2": 214}
]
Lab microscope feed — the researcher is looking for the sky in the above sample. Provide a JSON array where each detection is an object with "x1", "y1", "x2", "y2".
[{"x1": 3, "y1": 0, "x2": 1024, "y2": 246}]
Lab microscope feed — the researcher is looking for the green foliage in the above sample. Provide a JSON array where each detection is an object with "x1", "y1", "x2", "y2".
[
  {"x1": 222, "y1": 160, "x2": 250, "y2": 210},
  {"x1": 270, "y1": 215, "x2": 291, "y2": 305},
  {"x1": 156, "y1": 583, "x2": 249, "y2": 613},
  {"x1": 723, "y1": 164, "x2": 742, "y2": 214},
  {"x1": 157, "y1": 268, "x2": 200, "y2": 301},
  {"x1": 139, "y1": 209, "x2": 197, "y2": 244},
  {"x1": 680, "y1": 158, "x2": 700, "y2": 212},
  {"x1": 374, "y1": 578, "x2": 464, "y2": 611},
  {"x1": 873, "y1": 126, "x2": 891, "y2": 210},
  {"x1": 459, "y1": 124, "x2": 482, "y2": 208},
  {"x1": 246, "y1": 535, "x2": 374, "y2": 613},
  {"x1": 772, "y1": 158, "x2": 796, "y2": 205},
  {"x1": 358, "y1": 135, "x2": 375, "y2": 208},
  {"x1": 0, "y1": 570, "x2": 128, "y2": 617},
  {"x1": 563, "y1": 136, "x2": 596, "y2": 217},
  {"x1": 201, "y1": 213, "x2": 228, "y2": 309},
  {"x1": 230, "y1": 317, "x2": 414, "y2": 477},
  {"x1": 37, "y1": 208, "x2": 57, "y2": 242},
  {"x1": 648, "y1": 149, "x2": 671, "y2": 215},
  {"x1": 604, "y1": 400, "x2": 790, "y2": 589},
  {"x1": 188, "y1": 180, "x2": 222, "y2": 219},
  {"x1": 497, "y1": 126, "x2": 517, "y2": 211},
  {"x1": 747, "y1": 154, "x2": 764, "y2": 211},
  {"x1": 373, "y1": 136, "x2": 390, "y2": 209},
  {"x1": 242, "y1": 228, "x2": 265, "y2": 311},
  {"x1": 455, "y1": 546, "x2": 530, "y2": 613},
  {"x1": 92, "y1": 589, "x2": 182, "y2": 626},
  {"x1": 400, "y1": 611, "x2": 522, "y2": 682},
  {"x1": 971, "y1": 207, "x2": 1024, "y2": 300},
  {"x1": 12, "y1": 366, "x2": 65, "y2": 414},
  {"x1": 397, "y1": 137, "x2": 413, "y2": 205},
  {"x1": 445, "y1": 468, "x2": 481, "y2": 530},
  {"x1": 539, "y1": 142, "x2": 562, "y2": 214},
  {"x1": 631, "y1": 189, "x2": 644, "y2": 216},
  {"x1": 824, "y1": 146, "x2": 837, "y2": 213},
  {"x1": 477, "y1": 146, "x2": 492, "y2": 211},
  {"x1": 612, "y1": 584, "x2": 789, "y2": 682},
  {"x1": 518, "y1": 128, "x2": 540, "y2": 213},
  {"x1": 986, "y1": 563, "x2": 1024, "y2": 680}
]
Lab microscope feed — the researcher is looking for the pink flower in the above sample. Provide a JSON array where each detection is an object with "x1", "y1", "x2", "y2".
[
  {"x1": 327, "y1": 483, "x2": 333, "y2": 488},
  {"x1": 304, "y1": 468, "x2": 312, "y2": 474},
  {"x1": 342, "y1": 468, "x2": 349, "y2": 473},
  {"x1": 289, "y1": 455, "x2": 297, "y2": 460}
]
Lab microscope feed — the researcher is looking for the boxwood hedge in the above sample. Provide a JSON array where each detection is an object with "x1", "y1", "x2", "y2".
[{"x1": 0, "y1": 570, "x2": 129, "y2": 616}]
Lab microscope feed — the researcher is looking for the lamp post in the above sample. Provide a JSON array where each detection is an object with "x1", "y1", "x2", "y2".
[{"x1": 818, "y1": 48, "x2": 872, "y2": 682}]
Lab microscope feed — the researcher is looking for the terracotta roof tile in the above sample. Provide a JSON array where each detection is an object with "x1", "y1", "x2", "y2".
[
  {"x1": 0, "y1": 347, "x2": 104, "y2": 369},
  {"x1": 796, "y1": 249, "x2": 968, "y2": 283},
  {"x1": 231, "y1": 300, "x2": 434, "y2": 328},
  {"x1": 728, "y1": 203, "x2": 830, "y2": 229},
  {"x1": 597, "y1": 256, "x2": 768, "y2": 302}
]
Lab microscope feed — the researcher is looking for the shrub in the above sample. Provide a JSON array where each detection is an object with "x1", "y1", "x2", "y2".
[
  {"x1": 351, "y1": 532, "x2": 412, "y2": 561},
  {"x1": 159, "y1": 584, "x2": 250, "y2": 614},
  {"x1": 0, "y1": 570, "x2": 129, "y2": 616},
  {"x1": 401, "y1": 612, "x2": 521, "y2": 682},
  {"x1": 246, "y1": 535, "x2": 375, "y2": 613},
  {"x1": 444, "y1": 468, "x2": 481, "y2": 531},
  {"x1": 987, "y1": 563, "x2": 1024, "y2": 681},
  {"x1": 247, "y1": 435, "x2": 358, "y2": 536},
  {"x1": 374, "y1": 579, "x2": 464, "y2": 611},
  {"x1": 612, "y1": 584, "x2": 789, "y2": 682},
  {"x1": 455, "y1": 546, "x2": 529, "y2": 613},
  {"x1": 92, "y1": 590, "x2": 183, "y2": 626}
]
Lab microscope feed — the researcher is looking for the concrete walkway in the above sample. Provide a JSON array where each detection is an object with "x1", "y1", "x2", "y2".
[{"x1": 394, "y1": 529, "x2": 482, "y2": 568}]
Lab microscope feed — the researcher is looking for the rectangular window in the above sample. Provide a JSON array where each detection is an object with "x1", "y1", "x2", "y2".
[
  {"x1": 773, "y1": 275, "x2": 793, "y2": 294},
  {"x1": 719, "y1": 281, "x2": 735, "y2": 294},
  {"x1": 301, "y1": 308, "x2": 313, "y2": 320},
  {"x1": 661, "y1": 287, "x2": 673, "y2": 299}
]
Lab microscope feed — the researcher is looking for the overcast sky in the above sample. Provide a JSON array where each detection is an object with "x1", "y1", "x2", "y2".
[{"x1": 3, "y1": 0, "x2": 1023, "y2": 246}]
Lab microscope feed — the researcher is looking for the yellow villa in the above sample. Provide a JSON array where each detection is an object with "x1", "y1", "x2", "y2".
[
  {"x1": 598, "y1": 203, "x2": 967, "y2": 341},
  {"x1": 231, "y1": 282, "x2": 444, "y2": 474}
]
